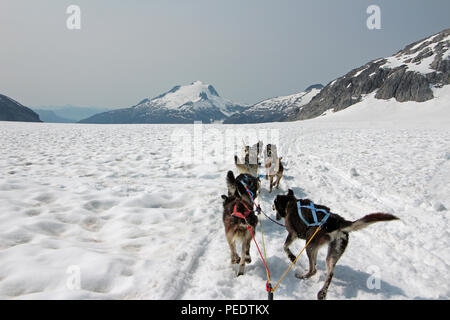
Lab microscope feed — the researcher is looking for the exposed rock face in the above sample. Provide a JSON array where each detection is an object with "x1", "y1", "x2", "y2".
[
  {"x1": 0, "y1": 94, "x2": 41, "y2": 122},
  {"x1": 289, "y1": 28, "x2": 450, "y2": 121}
]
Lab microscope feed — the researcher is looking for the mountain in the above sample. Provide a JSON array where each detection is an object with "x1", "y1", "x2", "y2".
[
  {"x1": 224, "y1": 84, "x2": 323, "y2": 124},
  {"x1": 79, "y1": 81, "x2": 247, "y2": 124},
  {"x1": 0, "y1": 94, "x2": 41, "y2": 122},
  {"x1": 32, "y1": 109, "x2": 73, "y2": 123},
  {"x1": 288, "y1": 28, "x2": 450, "y2": 121},
  {"x1": 33, "y1": 105, "x2": 113, "y2": 122}
]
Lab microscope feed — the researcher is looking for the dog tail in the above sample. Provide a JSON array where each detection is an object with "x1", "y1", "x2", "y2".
[
  {"x1": 226, "y1": 170, "x2": 236, "y2": 197},
  {"x1": 340, "y1": 213, "x2": 399, "y2": 233}
]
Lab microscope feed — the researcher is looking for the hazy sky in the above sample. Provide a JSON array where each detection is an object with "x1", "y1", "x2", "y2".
[{"x1": 1, "y1": 0, "x2": 449, "y2": 108}]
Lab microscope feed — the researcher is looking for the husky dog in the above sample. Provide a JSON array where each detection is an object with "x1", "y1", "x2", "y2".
[
  {"x1": 222, "y1": 170, "x2": 259, "y2": 276},
  {"x1": 234, "y1": 140, "x2": 263, "y2": 177},
  {"x1": 221, "y1": 194, "x2": 258, "y2": 276},
  {"x1": 273, "y1": 189, "x2": 399, "y2": 300},
  {"x1": 264, "y1": 144, "x2": 284, "y2": 192},
  {"x1": 226, "y1": 170, "x2": 260, "y2": 204},
  {"x1": 244, "y1": 141, "x2": 263, "y2": 165},
  {"x1": 234, "y1": 155, "x2": 259, "y2": 177}
]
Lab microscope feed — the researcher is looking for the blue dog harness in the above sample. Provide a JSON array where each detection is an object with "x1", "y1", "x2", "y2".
[
  {"x1": 297, "y1": 201, "x2": 331, "y2": 227},
  {"x1": 239, "y1": 176, "x2": 256, "y2": 204}
]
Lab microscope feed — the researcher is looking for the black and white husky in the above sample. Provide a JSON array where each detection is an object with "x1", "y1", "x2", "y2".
[{"x1": 273, "y1": 189, "x2": 399, "y2": 300}]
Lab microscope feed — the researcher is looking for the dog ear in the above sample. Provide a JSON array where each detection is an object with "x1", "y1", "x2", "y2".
[
  {"x1": 287, "y1": 189, "x2": 294, "y2": 196},
  {"x1": 274, "y1": 195, "x2": 288, "y2": 218},
  {"x1": 221, "y1": 195, "x2": 228, "y2": 204},
  {"x1": 226, "y1": 171, "x2": 237, "y2": 197},
  {"x1": 227, "y1": 170, "x2": 235, "y2": 183}
]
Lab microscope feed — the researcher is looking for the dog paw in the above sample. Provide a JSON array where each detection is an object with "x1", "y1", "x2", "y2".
[
  {"x1": 245, "y1": 256, "x2": 252, "y2": 263},
  {"x1": 295, "y1": 273, "x2": 308, "y2": 280},
  {"x1": 295, "y1": 270, "x2": 316, "y2": 280},
  {"x1": 231, "y1": 256, "x2": 241, "y2": 264},
  {"x1": 317, "y1": 289, "x2": 327, "y2": 300},
  {"x1": 237, "y1": 266, "x2": 245, "y2": 277}
]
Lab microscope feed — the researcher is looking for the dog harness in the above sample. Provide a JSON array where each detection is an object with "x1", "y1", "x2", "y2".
[
  {"x1": 232, "y1": 201, "x2": 252, "y2": 220},
  {"x1": 238, "y1": 176, "x2": 262, "y2": 214},
  {"x1": 239, "y1": 176, "x2": 256, "y2": 200},
  {"x1": 297, "y1": 201, "x2": 331, "y2": 227}
]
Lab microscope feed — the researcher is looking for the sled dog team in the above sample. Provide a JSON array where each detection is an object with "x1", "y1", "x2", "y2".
[{"x1": 222, "y1": 141, "x2": 399, "y2": 300}]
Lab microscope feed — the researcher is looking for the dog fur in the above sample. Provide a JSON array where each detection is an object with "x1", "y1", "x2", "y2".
[
  {"x1": 226, "y1": 170, "x2": 260, "y2": 205},
  {"x1": 222, "y1": 171, "x2": 259, "y2": 276},
  {"x1": 234, "y1": 155, "x2": 259, "y2": 177},
  {"x1": 264, "y1": 144, "x2": 283, "y2": 192},
  {"x1": 273, "y1": 189, "x2": 399, "y2": 300},
  {"x1": 243, "y1": 140, "x2": 263, "y2": 164}
]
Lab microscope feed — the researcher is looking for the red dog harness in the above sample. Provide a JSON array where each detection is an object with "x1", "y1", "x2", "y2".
[{"x1": 232, "y1": 201, "x2": 252, "y2": 221}]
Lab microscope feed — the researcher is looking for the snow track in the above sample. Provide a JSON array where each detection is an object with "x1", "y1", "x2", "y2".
[{"x1": 0, "y1": 119, "x2": 448, "y2": 300}]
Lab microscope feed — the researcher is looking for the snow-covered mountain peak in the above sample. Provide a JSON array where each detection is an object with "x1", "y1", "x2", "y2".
[
  {"x1": 80, "y1": 81, "x2": 246, "y2": 124},
  {"x1": 136, "y1": 81, "x2": 227, "y2": 111}
]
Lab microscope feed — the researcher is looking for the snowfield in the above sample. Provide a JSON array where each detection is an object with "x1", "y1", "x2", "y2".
[{"x1": 0, "y1": 91, "x2": 449, "y2": 300}]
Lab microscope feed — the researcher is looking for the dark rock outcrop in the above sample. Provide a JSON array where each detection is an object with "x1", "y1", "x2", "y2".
[
  {"x1": 0, "y1": 94, "x2": 41, "y2": 122},
  {"x1": 288, "y1": 28, "x2": 450, "y2": 121}
]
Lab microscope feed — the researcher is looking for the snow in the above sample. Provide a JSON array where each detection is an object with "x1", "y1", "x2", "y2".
[
  {"x1": 353, "y1": 66, "x2": 369, "y2": 78},
  {"x1": 0, "y1": 87, "x2": 449, "y2": 300},
  {"x1": 381, "y1": 33, "x2": 449, "y2": 75},
  {"x1": 329, "y1": 79, "x2": 338, "y2": 87},
  {"x1": 316, "y1": 85, "x2": 450, "y2": 124},
  {"x1": 383, "y1": 52, "x2": 436, "y2": 75},
  {"x1": 409, "y1": 34, "x2": 440, "y2": 52}
]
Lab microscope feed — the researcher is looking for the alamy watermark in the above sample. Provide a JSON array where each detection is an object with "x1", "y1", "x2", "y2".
[
  {"x1": 66, "y1": 5, "x2": 81, "y2": 30},
  {"x1": 367, "y1": 5, "x2": 381, "y2": 30},
  {"x1": 64, "y1": 5, "x2": 380, "y2": 31},
  {"x1": 366, "y1": 265, "x2": 381, "y2": 290},
  {"x1": 66, "y1": 265, "x2": 81, "y2": 290},
  {"x1": 170, "y1": 121, "x2": 280, "y2": 165}
]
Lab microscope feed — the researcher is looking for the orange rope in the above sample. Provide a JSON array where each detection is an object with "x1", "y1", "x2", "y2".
[{"x1": 271, "y1": 226, "x2": 322, "y2": 293}]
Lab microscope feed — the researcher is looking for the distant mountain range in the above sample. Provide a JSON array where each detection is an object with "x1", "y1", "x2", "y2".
[
  {"x1": 2, "y1": 28, "x2": 449, "y2": 124},
  {"x1": 32, "y1": 109, "x2": 73, "y2": 123},
  {"x1": 79, "y1": 81, "x2": 325, "y2": 124},
  {"x1": 32, "y1": 105, "x2": 113, "y2": 123},
  {"x1": 80, "y1": 28, "x2": 448, "y2": 124},
  {"x1": 0, "y1": 94, "x2": 41, "y2": 122}
]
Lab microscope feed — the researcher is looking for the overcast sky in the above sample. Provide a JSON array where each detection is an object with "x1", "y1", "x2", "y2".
[{"x1": 1, "y1": 0, "x2": 449, "y2": 108}]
